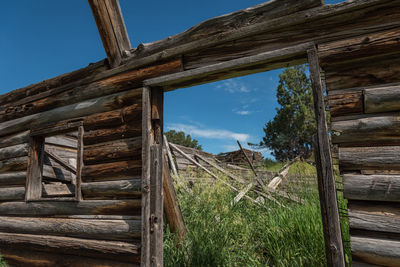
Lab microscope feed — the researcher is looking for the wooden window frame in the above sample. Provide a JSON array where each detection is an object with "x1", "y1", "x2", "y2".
[{"x1": 26, "y1": 121, "x2": 84, "y2": 202}]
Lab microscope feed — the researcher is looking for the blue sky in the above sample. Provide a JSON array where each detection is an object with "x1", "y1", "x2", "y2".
[{"x1": 0, "y1": 0, "x2": 343, "y2": 158}]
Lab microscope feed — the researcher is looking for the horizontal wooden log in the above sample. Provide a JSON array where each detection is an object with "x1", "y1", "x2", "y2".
[
  {"x1": 0, "y1": 187, "x2": 25, "y2": 201},
  {"x1": 0, "y1": 59, "x2": 180, "y2": 123},
  {"x1": 0, "y1": 247, "x2": 139, "y2": 267},
  {"x1": 45, "y1": 135, "x2": 77, "y2": 149},
  {"x1": 351, "y1": 236, "x2": 400, "y2": 267},
  {"x1": 83, "y1": 103, "x2": 141, "y2": 130},
  {"x1": 0, "y1": 171, "x2": 26, "y2": 186},
  {"x1": 339, "y1": 146, "x2": 400, "y2": 170},
  {"x1": 0, "y1": 143, "x2": 28, "y2": 161},
  {"x1": 318, "y1": 27, "x2": 400, "y2": 66},
  {"x1": 344, "y1": 174, "x2": 400, "y2": 202},
  {"x1": 83, "y1": 137, "x2": 141, "y2": 165},
  {"x1": 84, "y1": 123, "x2": 141, "y2": 145},
  {"x1": 144, "y1": 43, "x2": 311, "y2": 90},
  {"x1": 0, "y1": 88, "x2": 142, "y2": 138},
  {"x1": 364, "y1": 85, "x2": 400, "y2": 114},
  {"x1": 0, "y1": 232, "x2": 140, "y2": 263},
  {"x1": 348, "y1": 202, "x2": 400, "y2": 234},
  {"x1": 82, "y1": 179, "x2": 141, "y2": 199},
  {"x1": 0, "y1": 200, "x2": 140, "y2": 215},
  {"x1": 0, "y1": 130, "x2": 29, "y2": 149},
  {"x1": 328, "y1": 92, "x2": 363, "y2": 116},
  {"x1": 0, "y1": 60, "x2": 107, "y2": 106},
  {"x1": 331, "y1": 115, "x2": 400, "y2": 145},
  {"x1": 0, "y1": 156, "x2": 28, "y2": 173},
  {"x1": 0, "y1": 216, "x2": 140, "y2": 241},
  {"x1": 83, "y1": 160, "x2": 141, "y2": 182},
  {"x1": 325, "y1": 53, "x2": 400, "y2": 91}
]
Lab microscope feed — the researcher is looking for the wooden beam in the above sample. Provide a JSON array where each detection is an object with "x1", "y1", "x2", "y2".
[
  {"x1": 144, "y1": 43, "x2": 312, "y2": 90},
  {"x1": 89, "y1": 0, "x2": 131, "y2": 67},
  {"x1": 162, "y1": 152, "x2": 186, "y2": 240},
  {"x1": 25, "y1": 136, "x2": 44, "y2": 201},
  {"x1": 307, "y1": 46, "x2": 345, "y2": 267}
]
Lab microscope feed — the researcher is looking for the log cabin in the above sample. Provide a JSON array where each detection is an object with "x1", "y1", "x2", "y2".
[{"x1": 0, "y1": 0, "x2": 399, "y2": 266}]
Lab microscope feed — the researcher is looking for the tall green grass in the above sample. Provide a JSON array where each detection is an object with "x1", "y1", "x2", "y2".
[
  {"x1": 165, "y1": 163, "x2": 351, "y2": 266},
  {"x1": 0, "y1": 254, "x2": 7, "y2": 267}
]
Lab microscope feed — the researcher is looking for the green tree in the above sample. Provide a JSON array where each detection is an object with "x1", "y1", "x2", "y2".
[
  {"x1": 165, "y1": 130, "x2": 202, "y2": 150},
  {"x1": 259, "y1": 64, "x2": 316, "y2": 161}
]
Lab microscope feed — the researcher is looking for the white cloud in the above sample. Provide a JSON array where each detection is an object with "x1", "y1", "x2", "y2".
[
  {"x1": 166, "y1": 123, "x2": 250, "y2": 142},
  {"x1": 216, "y1": 79, "x2": 251, "y2": 93},
  {"x1": 235, "y1": 110, "x2": 251, "y2": 115}
]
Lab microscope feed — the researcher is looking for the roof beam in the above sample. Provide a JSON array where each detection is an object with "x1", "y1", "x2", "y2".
[{"x1": 89, "y1": 0, "x2": 131, "y2": 68}]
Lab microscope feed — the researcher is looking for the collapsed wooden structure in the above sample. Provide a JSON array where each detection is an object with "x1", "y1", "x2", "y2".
[
  {"x1": 0, "y1": 0, "x2": 399, "y2": 266},
  {"x1": 216, "y1": 148, "x2": 264, "y2": 166}
]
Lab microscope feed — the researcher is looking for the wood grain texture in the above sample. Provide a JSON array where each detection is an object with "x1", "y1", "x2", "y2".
[
  {"x1": 0, "y1": 200, "x2": 140, "y2": 216},
  {"x1": 348, "y1": 202, "x2": 400, "y2": 234},
  {"x1": 0, "y1": 247, "x2": 139, "y2": 267},
  {"x1": 82, "y1": 179, "x2": 141, "y2": 199},
  {"x1": 0, "y1": 88, "x2": 141, "y2": 138},
  {"x1": 0, "y1": 143, "x2": 28, "y2": 161},
  {"x1": 343, "y1": 174, "x2": 400, "y2": 202},
  {"x1": 339, "y1": 146, "x2": 400, "y2": 170},
  {"x1": 331, "y1": 115, "x2": 400, "y2": 145},
  {"x1": 328, "y1": 92, "x2": 363, "y2": 116},
  {"x1": 308, "y1": 47, "x2": 345, "y2": 267},
  {"x1": 0, "y1": 216, "x2": 140, "y2": 241},
  {"x1": 0, "y1": 156, "x2": 28, "y2": 173},
  {"x1": 83, "y1": 124, "x2": 141, "y2": 145},
  {"x1": 83, "y1": 160, "x2": 141, "y2": 182},
  {"x1": 83, "y1": 137, "x2": 141, "y2": 165},
  {"x1": 0, "y1": 171, "x2": 26, "y2": 186},
  {"x1": 83, "y1": 103, "x2": 141, "y2": 130},
  {"x1": 0, "y1": 232, "x2": 140, "y2": 263},
  {"x1": 89, "y1": 0, "x2": 131, "y2": 67},
  {"x1": 25, "y1": 137, "x2": 44, "y2": 201},
  {"x1": 364, "y1": 85, "x2": 400, "y2": 114},
  {"x1": 351, "y1": 236, "x2": 400, "y2": 267},
  {"x1": 0, "y1": 187, "x2": 25, "y2": 201},
  {"x1": 0, "y1": 130, "x2": 29, "y2": 149}
]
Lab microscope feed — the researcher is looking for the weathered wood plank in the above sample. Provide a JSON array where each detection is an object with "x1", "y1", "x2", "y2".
[
  {"x1": 141, "y1": 86, "x2": 151, "y2": 266},
  {"x1": 364, "y1": 86, "x2": 400, "y2": 114},
  {"x1": 332, "y1": 115, "x2": 400, "y2": 145},
  {"x1": 0, "y1": 187, "x2": 25, "y2": 201},
  {"x1": 0, "y1": 172, "x2": 26, "y2": 186},
  {"x1": 325, "y1": 53, "x2": 400, "y2": 91},
  {"x1": 0, "y1": 216, "x2": 140, "y2": 241},
  {"x1": 0, "y1": 156, "x2": 28, "y2": 173},
  {"x1": 339, "y1": 146, "x2": 400, "y2": 170},
  {"x1": 84, "y1": 124, "x2": 141, "y2": 145},
  {"x1": 83, "y1": 160, "x2": 141, "y2": 182},
  {"x1": 0, "y1": 143, "x2": 28, "y2": 161},
  {"x1": 348, "y1": 202, "x2": 400, "y2": 234},
  {"x1": 163, "y1": 153, "x2": 186, "y2": 240},
  {"x1": 76, "y1": 125, "x2": 83, "y2": 201},
  {"x1": 0, "y1": 247, "x2": 139, "y2": 267},
  {"x1": 343, "y1": 174, "x2": 400, "y2": 202},
  {"x1": 0, "y1": 60, "x2": 179, "y2": 123},
  {"x1": 0, "y1": 130, "x2": 29, "y2": 149},
  {"x1": 328, "y1": 92, "x2": 363, "y2": 116},
  {"x1": 0, "y1": 88, "x2": 141, "y2": 138},
  {"x1": 42, "y1": 183, "x2": 74, "y2": 198},
  {"x1": 83, "y1": 137, "x2": 141, "y2": 165},
  {"x1": 144, "y1": 43, "x2": 311, "y2": 90},
  {"x1": 308, "y1": 47, "x2": 345, "y2": 267},
  {"x1": 82, "y1": 179, "x2": 141, "y2": 199},
  {"x1": 45, "y1": 135, "x2": 77, "y2": 149},
  {"x1": 318, "y1": 27, "x2": 400, "y2": 66},
  {"x1": 42, "y1": 164, "x2": 73, "y2": 182},
  {"x1": 89, "y1": 0, "x2": 131, "y2": 67},
  {"x1": 0, "y1": 232, "x2": 140, "y2": 263},
  {"x1": 25, "y1": 137, "x2": 43, "y2": 201},
  {"x1": 0, "y1": 200, "x2": 141, "y2": 215},
  {"x1": 351, "y1": 236, "x2": 400, "y2": 267}
]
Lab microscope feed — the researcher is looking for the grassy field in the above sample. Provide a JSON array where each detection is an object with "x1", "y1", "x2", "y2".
[{"x1": 165, "y1": 162, "x2": 351, "y2": 266}]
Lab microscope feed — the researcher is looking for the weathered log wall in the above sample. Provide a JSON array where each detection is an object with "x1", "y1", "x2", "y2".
[
  {"x1": 1, "y1": 0, "x2": 400, "y2": 265},
  {"x1": 319, "y1": 27, "x2": 400, "y2": 266}
]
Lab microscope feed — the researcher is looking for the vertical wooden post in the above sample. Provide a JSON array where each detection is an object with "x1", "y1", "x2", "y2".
[
  {"x1": 141, "y1": 86, "x2": 164, "y2": 267},
  {"x1": 25, "y1": 136, "x2": 44, "y2": 201},
  {"x1": 88, "y1": 0, "x2": 131, "y2": 68},
  {"x1": 75, "y1": 125, "x2": 84, "y2": 201},
  {"x1": 307, "y1": 45, "x2": 345, "y2": 267}
]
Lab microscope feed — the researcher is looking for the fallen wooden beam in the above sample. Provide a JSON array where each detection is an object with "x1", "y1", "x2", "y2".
[{"x1": 163, "y1": 135, "x2": 178, "y2": 177}]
